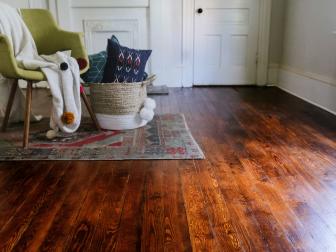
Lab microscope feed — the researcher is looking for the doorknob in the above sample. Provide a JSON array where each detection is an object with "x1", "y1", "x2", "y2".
[{"x1": 197, "y1": 8, "x2": 203, "y2": 14}]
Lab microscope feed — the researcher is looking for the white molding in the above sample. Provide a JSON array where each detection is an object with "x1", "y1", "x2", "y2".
[
  {"x1": 183, "y1": 0, "x2": 272, "y2": 87},
  {"x1": 71, "y1": 0, "x2": 149, "y2": 8},
  {"x1": 83, "y1": 19, "x2": 139, "y2": 54},
  {"x1": 55, "y1": 0, "x2": 72, "y2": 29},
  {"x1": 280, "y1": 65, "x2": 336, "y2": 88},
  {"x1": 47, "y1": 0, "x2": 58, "y2": 21},
  {"x1": 149, "y1": 0, "x2": 163, "y2": 85},
  {"x1": 256, "y1": 0, "x2": 272, "y2": 86},
  {"x1": 278, "y1": 68, "x2": 336, "y2": 116},
  {"x1": 182, "y1": 0, "x2": 194, "y2": 87},
  {"x1": 269, "y1": 63, "x2": 336, "y2": 88},
  {"x1": 28, "y1": 0, "x2": 45, "y2": 8},
  {"x1": 47, "y1": 0, "x2": 272, "y2": 87},
  {"x1": 277, "y1": 87, "x2": 336, "y2": 116},
  {"x1": 268, "y1": 63, "x2": 280, "y2": 85}
]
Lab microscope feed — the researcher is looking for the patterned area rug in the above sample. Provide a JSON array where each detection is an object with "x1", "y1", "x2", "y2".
[{"x1": 0, "y1": 114, "x2": 204, "y2": 160}]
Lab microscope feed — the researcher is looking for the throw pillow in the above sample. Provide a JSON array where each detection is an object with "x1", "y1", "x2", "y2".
[
  {"x1": 102, "y1": 38, "x2": 152, "y2": 83},
  {"x1": 81, "y1": 51, "x2": 107, "y2": 83},
  {"x1": 143, "y1": 71, "x2": 148, "y2": 81}
]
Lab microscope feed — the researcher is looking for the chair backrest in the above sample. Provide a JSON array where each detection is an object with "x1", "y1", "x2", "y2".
[
  {"x1": 20, "y1": 9, "x2": 59, "y2": 55},
  {"x1": 19, "y1": 9, "x2": 89, "y2": 73}
]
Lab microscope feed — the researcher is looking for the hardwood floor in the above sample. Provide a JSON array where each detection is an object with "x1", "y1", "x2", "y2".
[{"x1": 0, "y1": 87, "x2": 336, "y2": 251}]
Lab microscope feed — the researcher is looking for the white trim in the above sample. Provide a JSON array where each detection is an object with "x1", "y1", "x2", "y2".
[
  {"x1": 47, "y1": 0, "x2": 272, "y2": 87},
  {"x1": 181, "y1": 0, "x2": 194, "y2": 87},
  {"x1": 28, "y1": 0, "x2": 45, "y2": 8},
  {"x1": 280, "y1": 65, "x2": 336, "y2": 88},
  {"x1": 182, "y1": 0, "x2": 272, "y2": 87},
  {"x1": 149, "y1": 0, "x2": 163, "y2": 85},
  {"x1": 256, "y1": 0, "x2": 272, "y2": 86},
  {"x1": 47, "y1": 0, "x2": 58, "y2": 21},
  {"x1": 278, "y1": 68, "x2": 336, "y2": 116},
  {"x1": 269, "y1": 63, "x2": 336, "y2": 88},
  {"x1": 54, "y1": 0, "x2": 72, "y2": 29},
  {"x1": 277, "y1": 86, "x2": 336, "y2": 116},
  {"x1": 83, "y1": 19, "x2": 140, "y2": 54},
  {"x1": 268, "y1": 63, "x2": 280, "y2": 85},
  {"x1": 71, "y1": 0, "x2": 149, "y2": 8}
]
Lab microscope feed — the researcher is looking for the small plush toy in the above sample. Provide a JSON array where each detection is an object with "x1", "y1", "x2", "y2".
[
  {"x1": 61, "y1": 112, "x2": 75, "y2": 125},
  {"x1": 46, "y1": 112, "x2": 75, "y2": 140},
  {"x1": 46, "y1": 129, "x2": 58, "y2": 140}
]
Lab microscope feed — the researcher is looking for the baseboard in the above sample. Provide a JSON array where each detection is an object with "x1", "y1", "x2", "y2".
[
  {"x1": 281, "y1": 65, "x2": 336, "y2": 87},
  {"x1": 268, "y1": 63, "x2": 279, "y2": 85},
  {"x1": 278, "y1": 68, "x2": 336, "y2": 116}
]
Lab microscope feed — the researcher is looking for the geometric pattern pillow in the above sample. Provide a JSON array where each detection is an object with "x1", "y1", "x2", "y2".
[
  {"x1": 81, "y1": 51, "x2": 107, "y2": 83},
  {"x1": 102, "y1": 37, "x2": 152, "y2": 83},
  {"x1": 143, "y1": 71, "x2": 148, "y2": 81}
]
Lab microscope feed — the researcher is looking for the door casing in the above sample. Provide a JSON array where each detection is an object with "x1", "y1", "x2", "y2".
[{"x1": 183, "y1": 0, "x2": 272, "y2": 87}]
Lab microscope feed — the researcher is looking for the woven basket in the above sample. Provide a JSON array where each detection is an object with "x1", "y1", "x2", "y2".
[{"x1": 89, "y1": 75, "x2": 156, "y2": 130}]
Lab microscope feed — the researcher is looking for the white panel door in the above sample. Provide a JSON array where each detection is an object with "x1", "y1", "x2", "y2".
[{"x1": 194, "y1": 0, "x2": 260, "y2": 85}]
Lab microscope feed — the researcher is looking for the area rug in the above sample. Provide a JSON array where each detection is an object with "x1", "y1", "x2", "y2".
[
  {"x1": 147, "y1": 85, "x2": 169, "y2": 95},
  {"x1": 0, "y1": 114, "x2": 204, "y2": 160}
]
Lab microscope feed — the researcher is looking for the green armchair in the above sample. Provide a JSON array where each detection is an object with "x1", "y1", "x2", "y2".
[{"x1": 0, "y1": 9, "x2": 100, "y2": 148}]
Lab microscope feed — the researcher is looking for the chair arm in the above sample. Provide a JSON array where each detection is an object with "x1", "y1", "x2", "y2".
[
  {"x1": 0, "y1": 34, "x2": 21, "y2": 79},
  {"x1": 53, "y1": 29, "x2": 89, "y2": 74}
]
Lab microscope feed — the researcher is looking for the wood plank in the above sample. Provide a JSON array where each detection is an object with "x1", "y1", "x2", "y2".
[
  {"x1": 113, "y1": 161, "x2": 148, "y2": 251},
  {"x1": 11, "y1": 161, "x2": 81, "y2": 250},
  {"x1": 140, "y1": 161, "x2": 192, "y2": 252},
  {"x1": 62, "y1": 162, "x2": 119, "y2": 251},
  {"x1": 0, "y1": 87, "x2": 335, "y2": 251},
  {"x1": 37, "y1": 161, "x2": 101, "y2": 251},
  {"x1": 0, "y1": 161, "x2": 70, "y2": 251},
  {"x1": 86, "y1": 162, "x2": 130, "y2": 251},
  {"x1": 178, "y1": 160, "x2": 221, "y2": 251}
]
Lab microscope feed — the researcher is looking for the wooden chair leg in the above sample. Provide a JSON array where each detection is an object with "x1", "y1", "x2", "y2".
[
  {"x1": 23, "y1": 81, "x2": 33, "y2": 149},
  {"x1": 80, "y1": 86, "x2": 101, "y2": 131},
  {"x1": 1, "y1": 79, "x2": 18, "y2": 132}
]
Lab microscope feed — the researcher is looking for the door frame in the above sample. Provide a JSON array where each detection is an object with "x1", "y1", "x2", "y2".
[{"x1": 182, "y1": 0, "x2": 272, "y2": 87}]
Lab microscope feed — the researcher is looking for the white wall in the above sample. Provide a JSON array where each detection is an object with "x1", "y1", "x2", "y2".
[
  {"x1": 0, "y1": 0, "x2": 48, "y2": 9},
  {"x1": 2, "y1": 0, "x2": 282, "y2": 88},
  {"x1": 277, "y1": 0, "x2": 336, "y2": 115},
  {"x1": 46, "y1": 0, "x2": 186, "y2": 87},
  {"x1": 269, "y1": 0, "x2": 286, "y2": 65},
  {"x1": 267, "y1": 0, "x2": 285, "y2": 84},
  {"x1": 1, "y1": 0, "x2": 29, "y2": 8},
  {"x1": 0, "y1": 0, "x2": 186, "y2": 87},
  {"x1": 155, "y1": 0, "x2": 184, "y2": 86}
]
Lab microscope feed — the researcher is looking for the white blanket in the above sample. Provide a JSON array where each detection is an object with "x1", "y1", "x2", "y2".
[{"x1": 0, "y1": 2, "x2": 81, "y2": 133}]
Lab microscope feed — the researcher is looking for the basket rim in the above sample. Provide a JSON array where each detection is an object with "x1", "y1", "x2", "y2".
[{"x1": 86, "y1": 75, "x2": 156, "y2": 86}]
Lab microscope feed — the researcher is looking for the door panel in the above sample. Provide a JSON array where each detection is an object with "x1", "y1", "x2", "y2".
[{"x1": 194, "y1": 0, "x2": 260, "y2": 85}]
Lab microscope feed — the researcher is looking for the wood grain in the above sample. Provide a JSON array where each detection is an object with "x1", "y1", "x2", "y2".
[{"x1": 0, "y1": 87, "x2": 336, "y2": 251}]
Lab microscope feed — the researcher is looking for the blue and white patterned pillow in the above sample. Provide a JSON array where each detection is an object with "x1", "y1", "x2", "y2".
[
  {"x1": 102, "y1": 36, "x2": 152, "y2": 83},
  {"x1": 81, "y1": 35, "x2": 120, "y2": 83},
  {"x1": 81, "y1": 51, "x2": 107, "y2": 83}
]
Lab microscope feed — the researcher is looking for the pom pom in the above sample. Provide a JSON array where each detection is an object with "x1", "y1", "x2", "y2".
[
  {"x1": 77, "y1": 58, "x2": 88, "y2": 70},
  {"x1": 46, "y1": 130, "x2": 57, "y2": 140},
  {"x1": 61, "y1": 112, "x2": 75, "y2": 125},
  {"x1": 140, "y1": 107, "x2": 154, "y2": 121},
  {"x1": 144, "y1": 98, "x2": 156, "y2": 110}
]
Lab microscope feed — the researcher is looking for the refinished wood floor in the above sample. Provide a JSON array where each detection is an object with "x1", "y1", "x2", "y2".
[{"x1": 0, "y1": 87, "x2": 336, "y2": 251}]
